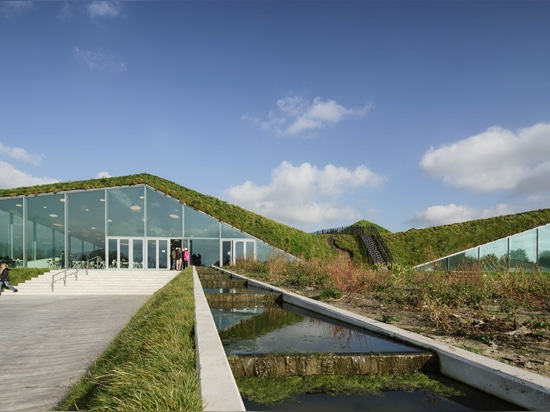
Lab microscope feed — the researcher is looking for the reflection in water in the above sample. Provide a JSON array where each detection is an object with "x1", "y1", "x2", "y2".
[{"x1": 213, "y1": 306, "x2": 420, "y2": 355}]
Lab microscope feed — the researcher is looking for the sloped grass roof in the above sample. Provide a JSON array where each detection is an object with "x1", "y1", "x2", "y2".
[
  {"x1": 4, "y1": 173, "x2": 550, "y2": 267},
  {"x1": 384, "y1": 209, "x2": 550, "y2": 267},
  {"x1": 0, "y1": 173, "x2": 334, "y2": 260}
]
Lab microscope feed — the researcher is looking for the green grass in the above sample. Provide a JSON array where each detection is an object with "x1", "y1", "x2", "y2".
[
  {"x1": 56, "y1": 268, "x2": 201, "y2": 411},
  {"x1": 4, "y1": 173, "x2": 550, "y2": 267},
  {"x1": 7, "y1": 267, "x2": 48, "y2": 285},
  {"x1": 237, "y1": 373, "x2": 463, "y2": 405}
]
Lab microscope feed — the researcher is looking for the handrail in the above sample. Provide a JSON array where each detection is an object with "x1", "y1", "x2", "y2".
[
  {"x1": 369, "y1": 226, "x2": 393, "y2": 267},
  {"x1": 51, "y1": 268, "x2": 79, "y2": 292},
  {"x1": 83, "y1": 255, "x2": 103, "y2": 272},
  {"x1": 50, "y1": 256, "x2": 102, "y2": 291}
]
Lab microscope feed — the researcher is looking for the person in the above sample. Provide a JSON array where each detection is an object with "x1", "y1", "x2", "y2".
[
  {"x1": 183, "y1": 248, "x2": 190, "y2": 268},
  {"x1": 170, "y1": 248, "x2": 176, "y2": 270},
  {"x1": 175, "y1": 247, "x2": 182, "y2": 270},
  {"x1": 225, "y1": 251, "x2": 231, "y2": 266},
  {"x1": 0, "y1": 263, "x2": 18, "y2": 294}
]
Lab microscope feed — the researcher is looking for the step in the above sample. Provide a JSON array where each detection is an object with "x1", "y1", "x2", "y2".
[{"x1": 3, "y1": 270, "x2": 180, "y2": 296}]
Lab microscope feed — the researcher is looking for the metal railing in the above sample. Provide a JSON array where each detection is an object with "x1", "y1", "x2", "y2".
[
  {"x1": 51, "y1": 256, "x2": 103, "y2": 292},
  {"x1": 51, "y1": 268, "x2": 80, "y2": 292}
]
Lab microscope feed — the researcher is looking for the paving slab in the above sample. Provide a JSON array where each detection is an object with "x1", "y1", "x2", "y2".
[{"x1": 0, "y1": 295, "x2": 150, "y2": 411}]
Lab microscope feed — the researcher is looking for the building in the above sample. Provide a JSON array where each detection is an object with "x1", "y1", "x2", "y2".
[
  {"x1": 415, "y1": 223, "x2": 550, "y2": 272},
  {"x1": 0, "y1": 174, "x2": 292, "y2": 270}
]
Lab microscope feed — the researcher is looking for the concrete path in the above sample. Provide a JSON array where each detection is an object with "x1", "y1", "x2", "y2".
[
  {"x1": 0, "y1": 295, "x2": 151, "y2": 411},
  {"x1": 0, "y1": 268, "x2": 182, "y2": 411}
]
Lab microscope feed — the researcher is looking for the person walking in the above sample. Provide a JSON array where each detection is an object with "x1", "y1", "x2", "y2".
[{"x1": 0, "y1": 263, "x2": 18, "y2": 294}]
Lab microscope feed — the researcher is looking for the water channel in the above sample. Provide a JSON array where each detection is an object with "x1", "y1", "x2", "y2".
[{"x1": 199, "y1": 268, "x2": 524, "y2": 411}]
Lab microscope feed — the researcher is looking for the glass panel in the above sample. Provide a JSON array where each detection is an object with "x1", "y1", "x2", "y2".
[
  {"x1": 108, "y1": 238, "x2": 118, "y2": 268},
  {"x1": 25, "y1": 194, "x2": 65, "y2": 268},
  {"x1": 245, "y1": 241, "x2": 255, "y2": 260},
  {"x1": 448, "y1": 247, "x2": 478, "y2": 271},
  {"x1": 107, "y1": 186, "x2": 145, "y2": 237},
  {"x1": 147, "y1": 239, "x2": 157, "y2": 269},
  {"x1": 67, "y1": 189, "x2": 105, "y2": 264},
  {"x1": 235, "y1": 241, "x2": 244, "y2": 261},
  {"x1": 146, "y1": 187, "x2": 182, "y2": 237},
  {"x1": 69, "y1": 236, "x2": 89, "y2": 268},
  {"x1": 222, "y1": 240, "x2": 231, "y2": 266},
  {"x1": 509, "y1": 229, "x2": 537, "y2": 270},
  {"x1": 120, "y1": 239, "x2": 129, "y2": 268},
  {"x1": 189, "y1": 239, "x2": 219, "y2": 266},
  {"x1": 479, "y1": 238, "x2": 508, "y2": 271},
  {"x1": 221, "y1": 222, "x2": 253, "y2": 239},
  {"x1": 159, "y1": 239, "x2": 168, "y2": 269},
  {"x1": 0, "y1": 197, "x2": 24, "y2": 267},
  {"x1": 184, "y1": 206, "x2": 220, "y2": 238},
  {"x1": 538, "y1": 225, "x2": 550, "y2": 270},
  {"x1": 133, "y1": 239, "x2": 143, "y2": 269}
]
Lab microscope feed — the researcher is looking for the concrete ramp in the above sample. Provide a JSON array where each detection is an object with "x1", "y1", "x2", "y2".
[{"x1": 0, "y1": 270, "x2": 179, "y2": 411}]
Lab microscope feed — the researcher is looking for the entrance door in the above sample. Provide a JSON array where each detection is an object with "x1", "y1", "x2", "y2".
[
  {"x1": 108, "y1": 238, "x2": 144, "y2": 269},
  {"x1": 147, "y1": 238, "x2": 170, "y2": 269}
]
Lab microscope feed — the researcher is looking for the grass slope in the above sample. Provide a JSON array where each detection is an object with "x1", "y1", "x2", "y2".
[{"x1": 3, "y1": 173, "x2": 550, "y2": 268}]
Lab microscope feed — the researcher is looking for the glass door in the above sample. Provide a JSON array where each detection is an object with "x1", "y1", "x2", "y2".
[
  {"x1": 107, "y1": 238, "x2": 144, "y2": 269},
  {"x1": 146, "y1": 238, "x2": 170, "y2": 269}
]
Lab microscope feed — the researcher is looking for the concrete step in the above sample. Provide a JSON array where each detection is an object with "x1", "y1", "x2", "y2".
[{"x1": 3, "y1": 269, "x2": 181, "y2": 296}]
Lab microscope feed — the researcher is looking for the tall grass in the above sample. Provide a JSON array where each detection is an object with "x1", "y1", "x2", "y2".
[
  {"x1": 235, "y1": 253, "x2": 550, "y2": 339},
  {"x1": 57, "y1": 269, "x2": 201, "y2": 411}
]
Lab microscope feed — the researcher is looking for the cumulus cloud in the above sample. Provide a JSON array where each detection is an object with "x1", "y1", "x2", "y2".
[
  {"x1": 0, "y1": 161, "x2": 58, "y2": 189},
  {"x1": 244, "y1": 95, "x2": 372, "y2": 138},
  {"x1": 73, "y1": 47, "x2": 127, "y2": 72},
  {"x1": 410, "y1": 203, "x2": 515, "y2": 228},
  {"x1": 0, "y1": 142, "x2": 43, "y2": 166},
  {"x1": 0, "y1": 1, "x2": 33, "y2": 18},
  {"x1": 95, "y1": 171, "x2": 112, "y2": 178},
  {"x1": 224, "y1": 161, "x2": 386, "y2": 230},
  {"x1": 420, "y1": 122, "x2": 550, "y2": 194},
  {"x1": 87, "y1": 1, "x2": 121, "y2": 19}
]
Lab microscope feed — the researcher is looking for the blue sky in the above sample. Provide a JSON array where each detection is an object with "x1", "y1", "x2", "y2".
[{"x1": 1, "y1": 1, "x2": 550, "y2": 234}]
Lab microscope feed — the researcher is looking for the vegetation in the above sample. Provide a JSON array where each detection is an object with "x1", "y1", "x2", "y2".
[
  {"x1": 56, "y1": 268, "x2": 201, "y2": 411},
  {"x1": 383, "y1": 209, "x2": 550, "y2": 266},
  {"x1": 233, "y1": 254, "x2": 550, "y2": 343},
  {"x1": 5, "y1": 268, "x2": 49, "y2": 286},
  {"x1": 237, "y1": 373, "x2": 463, "y2": 405},
  {"x1": 3, "y1": 173, "x2": 550, "y2": 267}
]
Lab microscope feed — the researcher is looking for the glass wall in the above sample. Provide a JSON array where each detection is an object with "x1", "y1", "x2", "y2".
[
  {"x1": 0, "y1": 184, "x2": 291, "y2": 269},
  {"x1": 416, "y1": 224, "x2": 550, "y2": 272},
  {"x1": 0, "y1": 197, "x2": 24, "y2": 267}
]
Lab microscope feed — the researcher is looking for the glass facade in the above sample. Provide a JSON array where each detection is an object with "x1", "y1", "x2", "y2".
[
  {"x1": 0, "y1": 184, "x2": 290, "y2": 270},
  {"x1": 416, "y1": 224, "x2": 550, "y2": 272}
]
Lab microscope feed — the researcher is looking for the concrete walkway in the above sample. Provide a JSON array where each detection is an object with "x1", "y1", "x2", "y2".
[{"x1": 0, "y1": 270, "x2": 178, "y2": 411}]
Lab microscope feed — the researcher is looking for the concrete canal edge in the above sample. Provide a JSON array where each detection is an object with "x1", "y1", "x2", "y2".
[
  {"x1": 193, "y1": 267, "x2": 246, "y2": 411},
  {"x1": 216, "y1": 267, "x2": 550, "y2": 411}
]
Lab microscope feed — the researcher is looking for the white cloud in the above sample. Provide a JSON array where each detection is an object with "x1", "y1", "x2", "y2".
[
  {"x1": 95, "y1": 171, "x2": 112, "y2": 178},
  {"x1": 420, "y1": 122, "x2": 550, "y2": 194},
  {"x1": 0, "y1": 161, "x2": 58, "y2": 189},
  {"x1": 0, "y1": 142, "x2": 43, "y2": 166},
  {"x1": 87, "y1": 1, "x2": 121, "y2": 19},
  {"x1": 410, "y1": 203, "x2": 514, "y2": 228},
  {"x1": 73, "y1": 47, "x2": 127, "y2": 72},
  {"x1": 244, "y1": 95, "x2": 372, "y2": 138},
  {"x1": 0, "y1": 1, "x2": 33, "y2": 18},
  {"x1": 224, "y1": 161, "x2": 386, "y2": 230}
]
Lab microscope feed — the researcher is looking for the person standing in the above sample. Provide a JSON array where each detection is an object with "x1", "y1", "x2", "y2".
[
  {"x1": 175, "y1": 247, "x2": 183, "y2": 271},
  {"x1": 0, "y1": 263, "x2": 18, "y2": 294},
  {"x1": 183, "y1": 248, "x2": 190, "y2": 268},
  {"x1": 170, "y1": 248, "x2": 176, "y2": 270}
]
